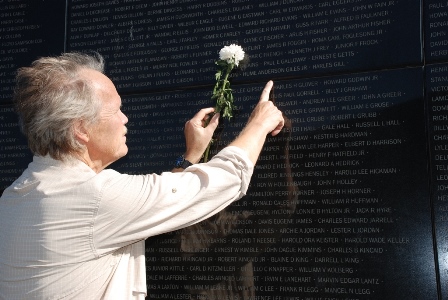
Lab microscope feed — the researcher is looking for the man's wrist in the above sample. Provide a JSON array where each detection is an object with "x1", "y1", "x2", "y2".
[
  {"x1": 174, "y1": 155, "x2": 193, "y2": 169},
  {"x1": 183, "y1": 150, "x2": 204, "y2": 164}
]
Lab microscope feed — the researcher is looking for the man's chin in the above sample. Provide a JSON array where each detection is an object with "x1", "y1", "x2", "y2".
[
  {"x1": 120, "y1": 148, "x2": 128, "y2": 158},
  {"x1": 121, "y1": 146, "x2": 129, "y2": 157}
]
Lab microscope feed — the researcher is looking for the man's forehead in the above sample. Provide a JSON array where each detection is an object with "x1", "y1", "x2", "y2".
[
  {"x1": 78, "y1": 68, "x2": 109, "y2": 88},
  {"x1": 79, "y1": 68, "x2": 120, "y2": 105}
]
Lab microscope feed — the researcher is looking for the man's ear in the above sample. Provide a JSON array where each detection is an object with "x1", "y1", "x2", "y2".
[{"x1": 73, "y1": 120, "x2": 89, "y2": 144}]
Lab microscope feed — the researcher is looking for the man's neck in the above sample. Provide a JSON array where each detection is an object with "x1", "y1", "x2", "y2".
[{"x1": 74, "y1": 151, "x2": 106, "y2": 173}]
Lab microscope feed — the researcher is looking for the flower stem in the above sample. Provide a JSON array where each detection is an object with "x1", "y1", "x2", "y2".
[
  {"x1": 202, "y1": 62, "x2": 234, "y2": 163},
  {"x1": 203, "y1": 139, "x2": 212, "y2": 162}
]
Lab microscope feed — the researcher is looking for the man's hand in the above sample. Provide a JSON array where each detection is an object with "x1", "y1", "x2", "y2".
[
  {"x1": 183, "y1": 108, "x2": 220, "y2": 164},
  {"x1": 247, "y1": 80, "x2": 284, "y2": 136},
  {"x1": 230, "y1": 81, "x2": 285, "y2": 164}
]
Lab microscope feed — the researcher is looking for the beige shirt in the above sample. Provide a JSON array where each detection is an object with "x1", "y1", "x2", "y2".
[{"x1": 0, "y1": 146, "x2": 253, "y2": 300}]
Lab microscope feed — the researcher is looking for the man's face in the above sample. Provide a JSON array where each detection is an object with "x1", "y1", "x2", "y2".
[{"x1": 81, "y1": 69, "x2": 129, "y2": 169}]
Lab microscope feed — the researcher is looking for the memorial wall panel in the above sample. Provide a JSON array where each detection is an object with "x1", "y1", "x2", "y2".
[
  {"x1": 426, "y1": 62, "x2": 448, "y2": 300},
  {"x1": 2, "y1": 0, "x2": 448, "y2": 299},
  {"x1": 109, "y1": 67, "x2": 436, "y2": 299},
  {"x1": 0, "y1": 106, "x2": 32, "y2": 194},
  {"x1": 425, "y1": 0, "x2": 448, "y2": 63},
  {"x1": 0, "y1": 0, "x2": 65, "y2": 104},
  {"x1": 67, "y1": 0, "x2": 422, "y2": 92}
]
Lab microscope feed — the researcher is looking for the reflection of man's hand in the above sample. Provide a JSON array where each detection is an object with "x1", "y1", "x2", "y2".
[
  {"x1": 265, "y1": 113, "x2": 292, "y2": 148},
  {"x1": 283, "y1": 114, "x2": 292, "y2": 133},
  {"x1": 279, "y1": 113, "x2": 292, "y2": 141}
]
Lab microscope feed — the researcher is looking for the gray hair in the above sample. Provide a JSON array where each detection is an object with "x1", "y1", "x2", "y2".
[{"x1": 13, "y1": 52, "x2": 105, "y2": 161}]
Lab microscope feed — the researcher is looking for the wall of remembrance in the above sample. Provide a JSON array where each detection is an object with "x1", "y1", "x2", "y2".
[{"x1": 1, "y1": 0, "x2": 448, "y2": 299}]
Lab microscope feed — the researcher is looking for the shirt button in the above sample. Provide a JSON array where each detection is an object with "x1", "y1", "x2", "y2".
[{"x1": 172, "y1": 188, "x2": 177, "y2": 193}]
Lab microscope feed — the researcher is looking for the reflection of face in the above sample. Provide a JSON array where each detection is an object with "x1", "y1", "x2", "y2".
[{"x1": 81, "y1": 69, "x2": 129, "y2": 169}]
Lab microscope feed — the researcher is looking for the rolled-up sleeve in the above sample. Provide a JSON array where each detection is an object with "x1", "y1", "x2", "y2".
[
  {"x1": 92, "y1": 146, "x2": 253, "y2": 256},
  {"x1": 188, "y1": 146, "x2": 253, "y2": 199}
]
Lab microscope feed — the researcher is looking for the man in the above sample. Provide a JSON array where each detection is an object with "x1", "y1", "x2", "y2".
[{"x1": 0, "y1": 52, "x2": 284, "y2": 299}]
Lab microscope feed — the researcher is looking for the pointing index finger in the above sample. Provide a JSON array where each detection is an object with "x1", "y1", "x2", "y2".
[{"x1": 259, "y1": 80, "x2": 273, "y2": 103}]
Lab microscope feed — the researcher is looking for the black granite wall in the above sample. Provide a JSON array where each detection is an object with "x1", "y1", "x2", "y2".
[{"x1": 1, "y1": 0, "x2": 448, "y2": 299}]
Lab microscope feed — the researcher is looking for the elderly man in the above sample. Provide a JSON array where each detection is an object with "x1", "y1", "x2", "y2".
[{"x1": 0, "y1": 52, "x2": 284, "y2": 299}]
